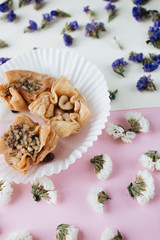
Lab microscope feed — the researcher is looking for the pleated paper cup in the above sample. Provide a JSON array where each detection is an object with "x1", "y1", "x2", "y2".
[{"x1": 0, "y1": 48, "x2": 110, "y2": 183}]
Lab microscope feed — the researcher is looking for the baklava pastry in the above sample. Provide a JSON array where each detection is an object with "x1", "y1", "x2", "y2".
[
  {"x1": 0, "y1": 115, "x2": 59, "y2": 174},
  {"x1": 0, "y1": 70, "x2": 56, "y2": 111},
  {"x1": 29, "y1": 76, "x2": 91, "y2": 137}
]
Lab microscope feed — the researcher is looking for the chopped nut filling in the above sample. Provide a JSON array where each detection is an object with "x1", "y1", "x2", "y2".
[
  {"x1": 0, "y1": 78, "x2": 41, "y2": 98},
  {"x1": 4, "y1": 124, "x2": 40, "y2": 156}
]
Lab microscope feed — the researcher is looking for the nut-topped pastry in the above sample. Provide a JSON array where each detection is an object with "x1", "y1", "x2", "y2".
[
  {"x1": 0, "y1": 115, "x2": 59, "y2": 174},
  {"x1": 29, "y1": 76, "x2": 91, "y2": 137},
  {"x1": 0, "y1": 70, "x2": 56, "y2": 111}
]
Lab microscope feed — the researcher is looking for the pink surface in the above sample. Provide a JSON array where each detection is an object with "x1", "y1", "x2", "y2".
[{"x1": 1, "y1": 107, "x2": 160, "y2": 240}]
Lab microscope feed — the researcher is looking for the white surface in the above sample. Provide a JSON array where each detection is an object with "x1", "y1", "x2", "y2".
[
  {"x1": 0, "y1": 0, "x2": 160, "y2": 110},
  {"x1": 0, "y1": 48, "x2": 110, "y2": 183}
]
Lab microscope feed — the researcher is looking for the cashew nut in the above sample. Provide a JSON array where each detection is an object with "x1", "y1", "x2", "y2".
[
  {"x1": 62, "y1": 113, "x2": 70, "y2": 121},
  {"x1": 58, "y1": 95, "x2": 73, "y2": 110}
]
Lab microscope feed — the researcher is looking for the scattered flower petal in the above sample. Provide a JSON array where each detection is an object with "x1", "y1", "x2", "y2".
[
  {"x1": 90, "y1": 154, "x2": 113, "y2": 181},
  {"x1": 87, "y1": 186, "x2": 110, "y2": 213},
  {"x1": 125, "y1": 111, "x2": 150, "y2": 133},
  {"x1": 24, "y1": 20, "x2": 38, "y2": 33},
  {"x1": 32, "y1": 176, "x2": 57, "y2": 204},
  {"x1": 112, "y1": 58, "x2": 128, "y2": 77},
  {"x1": 129, "y1": 51, "x2": 143, "y2": 63},
  {"x1": 6, "y1": 231, "x2": 33, "y2": 240},
  {"x1": 105, "y1": 3, "x2": 116, "y2": 22},
  {"x1": 56, "y1": 224, "x2": 79, "y2": 240},
  {"x1": 101, "y1": 228, "x2": 122, "y2": 240},
  {"x1": 139, "y1": 150, "x2": 160, "y2": 171},
  {"x1": 127, "y1": 170, "x2": 155, "y2": 205},
  {"x1": 0, "y1": 178, "x2": 13, "y2": 205}
]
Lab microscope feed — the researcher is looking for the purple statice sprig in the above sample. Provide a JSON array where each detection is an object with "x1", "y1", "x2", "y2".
[
  {"x1": 132, "y1": 6, "x2": 150, "y2": 21},
  {"x1": 0, "y1": 0, "x2": 12, "y2": 13},
  {"x1": 131, "y1": 0, "x2": 148, "y2": 5},
  {"x1": 61, "y1": 20, "x2": 79, "y2": 34},
  {"x1": 136, "y1": 75, "x2": 156, "y2": 92},
  {"x1": 104, "y1": 0, "x2": 118, "y2": 2},
  {"x1": 105, "y1": 3, "x2": 116, "y2": 22},
  {"x1": 109, "y1": 89, "x2": 118, "y2": 101},
  {"x1": 41, "y1": 13, "x2": 53, "y2": 29},
  {"x1": 149, "y1": 53, "x2": 160, "y2": 64},
  {"x1": 149, "y1": 10, "x2": 160, "y2": 22},
  {"x1": 112, "y1": 58, "x2": 128, "y2": 77},
  {"x1": 83, "y1": 5, "x2": 96, "y2": 20},
  {"x1": 63, "y1": 33, "x2": 73, "y2": 47},
  {"x1": 51, "y1": 9, "x2": 71, "y2": 18},
  {"x1": 32, "y1": 0, "x2": 44, "y2": 10},
  {"x1": 85, "y1": 21, "x2": 105, "y2": 38},
  {"x1": 1, "y1": 10, "x2": 16, "y2": 22},
  {"x1": 142, "y1": 57, "x2": 159, "y2": 72},
  {"x1": 24, "y1": 20, "x2": 38, "y2": 33},
  {"x1": 0, "y1": 57, "x2": 10, "y2": 66},
  {"x1": 146, "y1": 26, "x2": 160, "y2": 49},
  {"x1": 129, "y1": 52, "x2": 143, "y2": 63}
]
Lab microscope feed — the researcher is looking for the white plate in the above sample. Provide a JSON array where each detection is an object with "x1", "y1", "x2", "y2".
[{"x1": 0, "y1": 48, "x2": 110, "y2": 183}]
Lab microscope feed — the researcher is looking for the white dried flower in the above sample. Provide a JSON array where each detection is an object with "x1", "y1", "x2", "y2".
[
  {"x1": 6, "y1": 231, "x2": 33, "y2": 240},
  {"x1": 87, "y1": 186, "x2": 110, "y2": 213},
  {"x1": 32, "y1": 176, "x2": 57, "y2": 204},
  {"x1": 121, "y1": 131, "x2": 136, "y2": 143},
  {"x1": 0, "y1": 178, "x2": 13, "y2": 205},
  {"x1": 106, "y1": 123, "x2": 136, "y2": 143},
  {"x1": 56, "y1": 224, "x2": 79, "y2": 240},
  {"x1": 125, "y1": 111, "x2": 150, "y2": 133},
  {"x1": 101, "y1": 228, "x2": 122, "y2": 240},
  {"x1": 106, "y1": 123, "x2": 124, "y2": 139},
  {"x1": 90, "y1": 154, "x2": 112, "y2": 181},
  {"x1": 139, "y1": 150, "x2": 160, "y2": 171},
  {"x1": 127, "y1": 170, "x2": 155, "y2": 205}
]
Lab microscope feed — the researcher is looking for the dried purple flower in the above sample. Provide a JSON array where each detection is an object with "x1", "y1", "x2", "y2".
[
  {"x1": 132, "y1": 0, "x2": 147, "y2": 5},
  {"x1": 24, "y1": 20, "x2": 38, "y2": 33},
  {"x1": 61, "y1": 20, "x2": 79, "y2": 34},
  {"x1": 41, "y1": 13, "x2": 53, "y2": 29},
  {"x1": 0, "y1": 0, "x2": 12, "y2": 13},
  {"x1": 63, "y1": 33, "x2": 73, "y2": 47},
  {"x1": 129, "y1": 52, "x2": 143, "y2": 63},
  {"x1": 1, "y1": 9, "x2": 16, "y2": 22},
  {"x1": 142, "y1": 62, "x2": 159, "y2": 72},
  {"x1": 105, "y1": 3, "x2": 116, "y2": 22},
  {"x1": 149, "y1": 53, "x2": 160, "y2": 64},
  {"x1": 146, "y1": 26, "x2": 160, "y2": 49},
  {"x1": 0, "y1": 57, "x2": 10, "y2": 66},
  {"x1": 109, "y1": 89, "x2": 118, "y2": 101},
  {"x1": 112, "y1": 58, "x2": 128, "y2": 77},
  {"x1": 83, "y1": 5, "x2": 95, "y2": 20},
  {"x1": 132, "y1": 6, "x2": 149, "y2": 21},
  {"x1": 85, "y1": 21, "x2": 105, "y2": 38},
  {"x1": 136, "y1": 75, "x2": 156, "y2": 91},
  {"x1": 50, "y1": 9, "x2": 71, "y2": 18}
]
